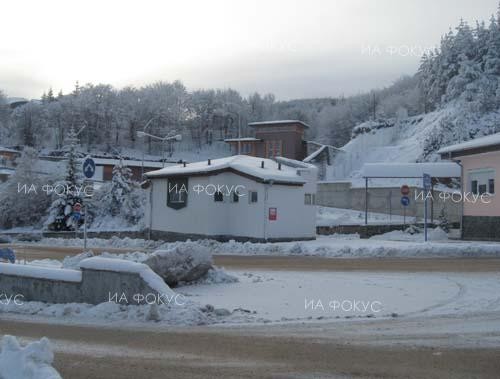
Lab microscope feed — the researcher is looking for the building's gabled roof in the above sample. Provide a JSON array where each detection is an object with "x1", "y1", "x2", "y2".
[
  {"x1": 248, "y1": 120, "x2": 310, "y2": 129},
  {"x1": 145, "y1": 155, "x2": 307, "y2": 185},
  {"x1": 361, "y1": 162, "x2": 461, "y2": 178},
  {"x1": 437, "y1": 132, "x2": 500, "y2": 156}
]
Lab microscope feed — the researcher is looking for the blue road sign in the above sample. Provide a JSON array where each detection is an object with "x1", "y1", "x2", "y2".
[
  {"x1": 83, "y1": 157, "x2": 96, "y2": 179},
  {"x1": 423, "y1": 173, "x2": 432, "y2": 191},
  {"x1": 72, "y1": 212, "x2": 81, "y2": 221},
  {"x1": 401, "y1": 196, "x2": 410, "y2": 207}
]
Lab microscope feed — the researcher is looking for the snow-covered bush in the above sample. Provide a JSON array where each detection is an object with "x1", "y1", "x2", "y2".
[
  {"x1": 0, "y1": 148, "x2": 52, "y2": 229},
  {"x1": 0, "y1": 335, "x2": 61, "y2": 379}
]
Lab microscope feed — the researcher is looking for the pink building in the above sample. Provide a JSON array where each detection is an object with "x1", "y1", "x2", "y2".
[{"x1": 439, "y1": 133, "x2": 500, "y2": 241}]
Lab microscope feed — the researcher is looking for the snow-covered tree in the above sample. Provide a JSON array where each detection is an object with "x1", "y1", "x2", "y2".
[
  {"x1": 94, "y1": 160, "x2": 145, "y2": 225},
  {"x1": 0, "y1": 148, "x2": 52, "y2": 229},
  {"x1": 44, "y1": 127, "x2": 84, "y2": 231}
]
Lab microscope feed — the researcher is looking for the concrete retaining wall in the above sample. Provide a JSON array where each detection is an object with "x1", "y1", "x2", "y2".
[
  {"x1": 463, "y1": 216, "x2": 500, "y2": 241},
  {"x1": 0, "y1": 258, "x2": 168, "y2": 305},
  {"x1": 317, "y1": 182, "x2": 461, "y2": 223}
]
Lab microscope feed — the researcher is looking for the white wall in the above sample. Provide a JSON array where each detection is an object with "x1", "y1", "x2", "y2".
[{"x1": 147, "y1": 168, "x2": 317, "y2": 240}]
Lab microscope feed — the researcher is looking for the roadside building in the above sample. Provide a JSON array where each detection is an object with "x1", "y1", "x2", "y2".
[
  {"x1": 92, "y1": 158, "x2": 166, "y2": 182},
  {"x1": 144, "y1": 155, "x2": 318, "y2": 242},
  {"x1": 225, "y1": 120, "x2": 309, "y2": 160},
  {"x1": 37, "y1": 156, "x2": 167, "y2": 182},
  {"x1": 0, "y1": 147, "x2": 21, "y2": 182},
  {"x1": 438, "y1": 133, "x2": 500, "y2": 240}
]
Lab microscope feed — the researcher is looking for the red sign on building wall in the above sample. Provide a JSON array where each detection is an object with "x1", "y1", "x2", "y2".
[{"x1": 269, "y1": 207, "x2": 277, "y2": 221}]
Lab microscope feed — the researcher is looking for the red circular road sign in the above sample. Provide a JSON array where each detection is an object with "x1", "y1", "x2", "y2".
[
  {"x1": 73, "y1": 203, "x2": 82, "y2": 213},
  {"x1": 400, "y1": 185, "x2": 410, "y2": 196}
]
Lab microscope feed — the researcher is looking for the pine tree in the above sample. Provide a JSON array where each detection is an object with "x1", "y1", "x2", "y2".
[
  {"x1": 47, "y1": 87, "x2": 55, "y2": 102},
  {"x1": 110, "y1": 160, "x2": 143, "y2": 222},
  {"x1": 45, "y1": 127, "x2": 84, "y2": 231}
]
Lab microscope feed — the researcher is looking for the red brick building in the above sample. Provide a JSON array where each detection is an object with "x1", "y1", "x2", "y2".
[{"x1": 225, "y1": 120, "x2": 309, "y2": 160}]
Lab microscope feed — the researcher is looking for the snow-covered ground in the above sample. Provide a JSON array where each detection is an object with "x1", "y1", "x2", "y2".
[
  {"x1": 317, "y1": 206, "x2": 417, "y2": 226},
  {"x1": 0, "y1": 335, "x2": 61, "y2": 379},
  {"x1": 14, "y1": 230, "x2": 500, "y2": 259},
  {"x1": 1, "y1": 269, "x2": 499, "y2": 333}
]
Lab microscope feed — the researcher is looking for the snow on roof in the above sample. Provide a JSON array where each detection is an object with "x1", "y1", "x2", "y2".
[
  {"x1": 6, "y1": 97, "x2": 28, "y2": 105},
  {"x1": 0, "y1": 168, "x2": 15, "y2": 175},
  {"x1": 361, "y1": 162, "x2": 461, "y2": 178},
  {"x1": 248, "y1": 120, "x2": 310, "y2": 129},
  {"x1": 224, "y1": 137, "x2": 261, "y2": 142},
  {"x1": 0, "y1": 262, "x2": 82, "y2": 282},
  {"x1": 274, "y1": 156, "x2": 316, "y2": 169},
  {"x1": 146, "y1": 155, "x2": 307, "y2": 184},
  {"x1": 437, "y1": 132, "x2": 500, "y2": 155},
  {"x1": 304, "y1": 145, "x2": 327, "y2": 162},
  {"x1": 92, "y1": 158, "x2": 166, "y2": 168},
  {"x1": 0, "y1": 147, "x2": 21, "y2": 154},
  {"x1": 79, "y1": 257, "x2": 174, "y2": 296}
]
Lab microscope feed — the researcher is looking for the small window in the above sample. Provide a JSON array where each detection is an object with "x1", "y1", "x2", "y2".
[
  {"x1": 241, "y1": 143, "x2": 252, "y2": 155},
  {"x1": 214, "y1": 191, "x2": 223, "y2": 202},
  {"x1": 471, "y1": 180, "x2": 478, "y2": 195},
  {"x1": 479, "y1": 184, "x2": 487, "y2": 195},
  {"x1": 232, "y1": 190, "x2": 240, "y2": 203},
  {"x1": 304, "y1": 194, "x2": 312, "y2": 205},
  {"x1": 304, "y1": 193, "x2": 316, "y2": 205},
  {"x1": 249, "y1": 191, "x2": 258, "y2": 203},
  {"x1": 167, "y1": 177, "x2": 188, "y2": 210},
  {"x1": 489, "y1": 179, "x2": 495, "y2": 194}
]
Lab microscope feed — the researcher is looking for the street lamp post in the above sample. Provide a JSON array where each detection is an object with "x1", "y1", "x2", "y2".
[
  {"x1": 224, "y1": 109, "x2": 241, "y2": 154},
  {"x1": 139, "y1": 117, "x2": 158, "y2": 177},
  {"x1": 137, "y1": 131, "x2": 182, "y2": 169}
]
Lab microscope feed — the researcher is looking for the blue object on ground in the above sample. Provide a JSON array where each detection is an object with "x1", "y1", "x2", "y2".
[{"x1": 0, "y1": 248, "x2": 15, "y2": 263}]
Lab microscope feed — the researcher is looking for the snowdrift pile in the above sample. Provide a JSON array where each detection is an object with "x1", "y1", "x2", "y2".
[
  {"x1": 143, "y1": 242, "x2": 213, "y2": 286},
  {"x1": 0, "y1": 335, "x2": 61, "y2": 379}
]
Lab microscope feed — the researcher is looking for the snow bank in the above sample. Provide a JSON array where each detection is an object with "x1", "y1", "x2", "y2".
[
  {"x1": 0, "y1": 335, "x2": 61, "y2": 379},
  {"x1": 144, "y1": 242, "x2": 213, "y2": 286},
  {"x1": 0, "y1": 262, "x2": 81, "y2": 282},
  {"x1": 79, "y1": 257, "x2": 174, "y2": 296}
]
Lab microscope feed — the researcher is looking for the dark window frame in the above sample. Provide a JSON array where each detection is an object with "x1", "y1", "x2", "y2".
[{"x1": 167, "y1": 177, "x2": 188, "y2": 210}]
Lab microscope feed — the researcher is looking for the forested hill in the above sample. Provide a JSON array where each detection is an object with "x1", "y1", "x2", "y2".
[{"x1": 2, "y1": 5, "x2": 500, "y2": 160}]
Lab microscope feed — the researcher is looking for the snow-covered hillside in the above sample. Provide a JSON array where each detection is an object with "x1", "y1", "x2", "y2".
[{"x1": 329, "y1": 103, "x2": 500, "y2": 180}]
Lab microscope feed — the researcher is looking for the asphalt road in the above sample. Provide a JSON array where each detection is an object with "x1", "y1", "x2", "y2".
[
  {"x1": 2, "y1": 315, "x2": 500, "y2": 379},
  {"x1": 5, "y1": 243, "x2": 500, "y2": 272}
]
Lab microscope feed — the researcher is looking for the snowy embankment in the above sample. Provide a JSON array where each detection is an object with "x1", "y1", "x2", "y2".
[
  {"x1": 329, "y1": 104, "x2": 500, "y2": 182},
  {"x1": 25, "y1": 230, "x2": 500, "y2": 259},
  {"x1": 0, "y1": 336, "x2": 61, "y2": 379}
]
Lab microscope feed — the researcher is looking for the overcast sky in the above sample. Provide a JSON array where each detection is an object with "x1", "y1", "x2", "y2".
[{"x1": 1, "y1": 0, "x2": 498, "y2": 100}]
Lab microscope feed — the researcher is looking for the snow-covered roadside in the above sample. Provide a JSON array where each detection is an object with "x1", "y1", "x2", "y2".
[
  {"x1": 2, "y1": 270, "x2": 499, "y2": 329},
  {"x1": 0, "y1": 335, "x2": 61, "y2": 379},
  {"x1": 317, "y1": 206, "x2": 417, "y2": 226},
  {"x1": 16, "y1": 231, "x2": 500, "y2": 259}
]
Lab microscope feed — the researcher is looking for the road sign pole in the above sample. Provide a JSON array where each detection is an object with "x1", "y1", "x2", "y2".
[
  {"x1": 424, "y1": 196, "x2": 428, "y2": 242},
  {"x1": 84, "y1": 205, "x2": 87, "y2": 250},
  {"x1": 423, "y1": 174, "x2": 431, "y2": 242}
]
